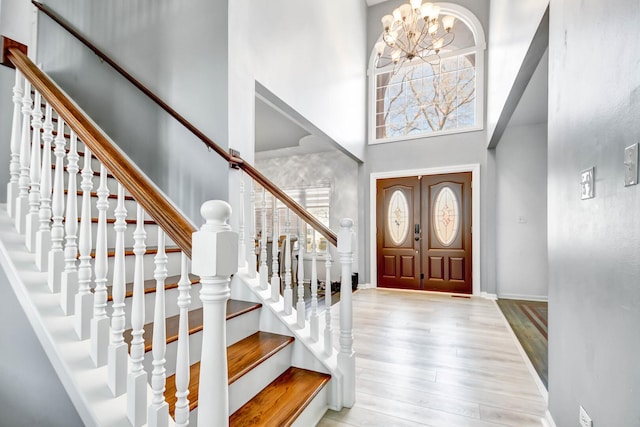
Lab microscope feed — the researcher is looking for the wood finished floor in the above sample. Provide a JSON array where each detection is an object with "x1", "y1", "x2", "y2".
[
  {"x1": 496, "y1": 299, "x2": 548, "y2": 388},
  {"x1": 318, "y1": 289, "x2": 546, "y2": 427}
]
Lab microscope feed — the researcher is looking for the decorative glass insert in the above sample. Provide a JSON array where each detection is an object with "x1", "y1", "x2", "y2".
[
  {"x1": 387, "y1": 190, "x2": 410, "y2": 245},
  {"x1": 433, "y1": 186, "x2": 459, "y2": 246}
]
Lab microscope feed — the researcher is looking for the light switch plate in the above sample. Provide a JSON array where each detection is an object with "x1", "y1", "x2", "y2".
[
  {"x1": 581, "y1": 167, "x2": 594, "y2": 199},
  {"x1": 579, "y1": 405, "x2": 593, "y2": 427},
  {"x1": 624, "y1": 143, "x2": 638, "y2": 186}
]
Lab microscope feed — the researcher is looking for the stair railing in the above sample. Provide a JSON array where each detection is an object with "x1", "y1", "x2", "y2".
[
  {"x1": 4, "y1": 42, "x2": 356, "y2": 425},
  {"x1": 31, "y1": 0, "x2": 355, "y2": 409},
  {"x1": 5, "y1": 47, "x2": 240, "y2": 426}
]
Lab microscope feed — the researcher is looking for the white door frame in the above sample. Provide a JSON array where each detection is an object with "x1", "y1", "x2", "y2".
[{"x1": 369, "y1": 164, "x2": 481, "y2": 295}]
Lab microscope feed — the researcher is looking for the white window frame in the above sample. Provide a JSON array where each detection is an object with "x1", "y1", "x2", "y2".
[{"x1": 367, "y1": 3, "x2": 486, "y2": 145}]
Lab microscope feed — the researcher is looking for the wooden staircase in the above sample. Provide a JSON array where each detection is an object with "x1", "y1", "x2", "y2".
[
  {"x1": 3, "y1": 48, "x2": 354, "y2": 426},
  {"x1": 65, "y1": 144, "x2": 333, "y2": 425}
]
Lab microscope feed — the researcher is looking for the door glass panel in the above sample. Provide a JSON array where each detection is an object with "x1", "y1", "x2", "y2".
[
  {"x1": 433, "y1": 186, "x2": 460, "y2": 246},
  {"x1": 387, "y1": 190, "x2": 410, "y2": 245}
]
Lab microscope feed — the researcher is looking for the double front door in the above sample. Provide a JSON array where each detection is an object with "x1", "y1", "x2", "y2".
[{"x1": 376, "y1": 172, "x2": 472, "y2": 293}]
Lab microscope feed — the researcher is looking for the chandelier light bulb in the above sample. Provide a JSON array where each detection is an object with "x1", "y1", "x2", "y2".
[
  {"x1": 392, "y1": 8, "x2": 402, "y2": 22},
  {"x1": 442, "y1": 15, "x2": 456, "y2": 32},
  {"x1": 399, "y1": 4, "x2": 412, "y2": 21},
  {"x1": 431, "y1": 5, "x2": 441, "y2": 19},
  {"x1": 375, "y1": 41, "x2": 386, "y2": 57},
  {"x1": 392, "y1": 50, "x2": 402, "y2": 63},
  {"x1": 381, "y1": 14, "x2": 395, "y2": 31},
  {"x1": 420, "y1": 2, "x2": 434, "y2": 19},
  {"x1": 410, "y1": 0, "x2": 423, "y2": 10}
]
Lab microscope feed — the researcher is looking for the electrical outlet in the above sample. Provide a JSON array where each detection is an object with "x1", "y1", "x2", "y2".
[{"x1": 579, "y1": 405, "x2": 593, "y2": 427}]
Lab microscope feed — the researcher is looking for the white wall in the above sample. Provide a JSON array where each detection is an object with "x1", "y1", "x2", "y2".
[
  {"x1": 0, "y1": 269, "x2": 83, "y2": 427},
  {"x1": 496, "y1": 123, "x2": 547, "y2": 300},
  {"x1": 242, "y1": 0, "x2": 367, "y2": 162},
  {"x1": 486, "y1": 0, "x2": 548, "y2": 145},
  {"x1": 0, "y1": 0, "x2": 33, "y2": 46}
]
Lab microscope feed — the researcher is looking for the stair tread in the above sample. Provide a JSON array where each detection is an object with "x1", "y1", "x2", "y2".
[
  {"x1": 165, "y1": 331, "x2": 294, "y2": 417},
  {"x1": 56, "y1": 165, "x2": 117, "y2": 179},
  {"x1": 229, "y1": 367, "x2": 331, "y2": 427},
  {"x1": 123, "y1": 299, "x2": 262, "y2": 353},
  {"x1": 84, "y1": 246, "x2": 180, "y2": 258},
  {"x1": 105, "y1": 273, "x2": 199, "y2": 302},
  {"x1": 63, "y1": 189, "x2": 136, "y2": 201}
]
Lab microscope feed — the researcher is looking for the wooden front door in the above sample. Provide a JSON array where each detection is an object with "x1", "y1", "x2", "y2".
[{"x1": 376, "y1": 172, "x2": 472, "y2": 293}]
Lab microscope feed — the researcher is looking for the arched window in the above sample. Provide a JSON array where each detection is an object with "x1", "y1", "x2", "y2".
[{"x1": 369, "y1": 3, "x2": 486, "y2": 143}]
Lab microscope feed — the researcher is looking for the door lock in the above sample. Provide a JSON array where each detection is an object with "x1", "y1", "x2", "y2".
[{"x1": 414, "y1": 223, "x2": 421, "y2": 241}]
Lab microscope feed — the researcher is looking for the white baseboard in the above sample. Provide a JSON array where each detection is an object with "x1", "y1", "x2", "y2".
[
  {"x1": 541, "y1": 409, "x2": 556, "y2": 427},
  {"x1": 498, "y1": 293, "x2": 548, "y2": 302},
  {"x1": 480, "y1": 291, "x2": 497, "y2": 300}
]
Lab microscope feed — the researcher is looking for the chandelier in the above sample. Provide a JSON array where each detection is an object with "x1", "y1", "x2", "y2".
[{"x1": 374, "y1": 0, "x2": 456, "y2": 70}]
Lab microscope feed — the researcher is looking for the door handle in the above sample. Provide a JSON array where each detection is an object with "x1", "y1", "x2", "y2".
[{"x1": 414, "y1": 223, "x2": 421, "y2": 241}]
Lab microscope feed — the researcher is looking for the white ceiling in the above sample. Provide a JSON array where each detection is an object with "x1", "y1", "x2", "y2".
[
  {"x1": 255, "y1": 97, "x2": 310, "y2": 152},
  {"x1": 366, "y1": 0, "x2": 390, "y2": 5}
]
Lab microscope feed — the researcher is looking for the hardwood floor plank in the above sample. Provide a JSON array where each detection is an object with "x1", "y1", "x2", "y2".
[{"x1": 319, "y1": 289, "x2": 546, "y2": 426}]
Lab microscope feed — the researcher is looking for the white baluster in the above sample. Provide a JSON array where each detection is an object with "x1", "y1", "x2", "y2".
[
  {"x1": 128, "y1": 203, "x2": 147, "y2": 427},
  {"x1": 247, "y1": 181, "x2": 257, "y2": 279},
  {"x1": 238, "y1": 175, "x2": 247, "y2": 269},
  {"x1": 48, "y1": 116, "x2": 66, "y2": 293},
  {"x1": 338, "y1": 218, "x2": 355, "y2": 408},
  {"x1": 174, "y1": 253, "x2": 191, "y2": 427},
  {"x1": 192, "y1": 200, "x2": 238, "y2": 427},
  {"x1": 75, "y1": 148, "x2": 94, "y2": 340},
  {"x1": 7, "y1": 70, "x2": 24, "y2": 218},
  {"x1": 310, "y1": 231, "x2": 319, "y2": 341},
  {"x1": 149, "y1": 229, "x2": 168, "y2": 427},
  {"x1": 91, "y1": 164, "x2": 109, "y2": 365},
  {"x1": 324, "y1": 252, "x2": 333, "y2": 356},
  {"x1": 60, "y1": 130, "x2": 79, "y2": 315},
  {"x1": 35, "y1": 103, "x2": 53, "y2": 271},
  {"x1": 296, "y1": 222, "x2": 306, "y2": 328},
  {"x1": 259, "y1": 188, "x2": 268, "y2": 290},
  {"x1": 25, "y1": 91, "x2": 43, "y2": 251},
  {"x1": 108, "y1": 183, "x2": 127, "y2": 396},
  {"x1": 270, "y1": 199, "x2": 280, "y2": 300},
  {"x1": 15, "y1": 80, "x2": 32, "y2": 233},
  {"x1": 283, "y1": 210, "x2": 292, "y2": 312}
]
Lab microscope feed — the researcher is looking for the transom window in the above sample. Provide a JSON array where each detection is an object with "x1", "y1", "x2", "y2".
[{"x1": 370, "y1": 4, "x2": 485, "y2": 143}]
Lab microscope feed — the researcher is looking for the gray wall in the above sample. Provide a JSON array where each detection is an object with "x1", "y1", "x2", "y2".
[
  {"x1": 0, "y1": 269, "x2": 83, "y2": 427},
  {"x1": 548, "y1": 0, "x2": 640, "y2": 424},
  {"x1": 496, "y1": 123, "x2": 547, "y2": 299},
  {"x1": 36, "y1": 0, "x2": 231, "y2": 223},
  {"x1": 365, "y1": 0, "x2": 495, "y2": 292}
]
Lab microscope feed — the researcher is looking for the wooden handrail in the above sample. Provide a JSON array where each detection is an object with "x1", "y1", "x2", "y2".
[
  {"x1": 8, "y1": 48, "x2": 196, "y2": 257},
  {"x1": 32, "y1": 0, "x2": 338, "y2": 247}
]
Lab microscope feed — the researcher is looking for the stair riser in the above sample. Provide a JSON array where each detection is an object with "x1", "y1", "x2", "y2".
[
  {"x1": 226, "y1": 309, "x2": 260, "y2": 347},
  {"x1": 143, "y1": 329, "x2": 203, "y2": 379},
  {"x1": 291, "y1": 383, "x2": 329, "y2": 427},
  {"x1": 107, "y1": 282, "x2": 203, "y2": 330},
  {"x1": 139, "y1": 305, "x2": 260, "y2": 377},
  {"x1": 100, "y1": 249, "x2": 182, "y2": 284},
  {"x1": 84, "y1": 221, "x2": 175, "y2": 248},
  {"x1": 62, "y1": 173, "x2": 122, "y2": 196},
  {"x1": 67, "y1": 195, "x2": 150, "y2": 222},
  {"x1": 228, "y1": 343, "x2": 293, "y2": 415}
]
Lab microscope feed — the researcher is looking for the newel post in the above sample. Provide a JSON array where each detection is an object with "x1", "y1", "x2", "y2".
[
  {"x1": 337, "y1": 218, "x2": 355, "y2": 408},
  {"x1": 192, "y1": 200, "x2": 237, "y2": 427}
]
